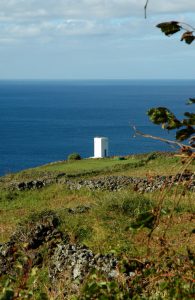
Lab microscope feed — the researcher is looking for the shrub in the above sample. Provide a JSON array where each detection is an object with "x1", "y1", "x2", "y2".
[
  {"x1": 80, "y1": 273, "x2": 129, "y2": 300},
  {"x1": 68, "y1": 153, "x2": 81, "y2": 161},
  {"x1": 122, "y1": 195, "x2": 154, "y2": 217}
]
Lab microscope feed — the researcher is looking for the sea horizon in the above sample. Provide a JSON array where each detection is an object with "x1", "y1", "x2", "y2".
[{"x1": 0, "y1": 79, "x2": 194, "y2": 176}]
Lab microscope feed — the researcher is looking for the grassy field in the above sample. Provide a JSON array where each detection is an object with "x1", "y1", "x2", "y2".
[
  {"x1": 1, "y1": 152, "x2": 194, "y2": 248},
  {"x1": 1, "y1": 152, "x2": 193, "y2": 184},
  {"x1": 0, "y1": 152, "x2": 194, "y2": 299}
]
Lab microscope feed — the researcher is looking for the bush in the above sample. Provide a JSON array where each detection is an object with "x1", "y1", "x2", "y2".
[
  {"x1": 80, "y1": 273, "x2": 130, "y2": 300},
  {"x1": 122, "y1": 195, "x2": 153, "y2": 217},
  {"x1": 68, "y1": 153, "x2": 81, "y2": 161}
]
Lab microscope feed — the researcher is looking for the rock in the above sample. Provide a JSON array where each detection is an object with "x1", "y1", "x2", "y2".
[
  {"x1": 17, "y1": 182, "x2": 27, "y2": 190},
  {"x1": 65, "y1": 173, "x2": 195, "y2": 193},
  {"x1": 7, "y1": 172, "x2": 195, "y2": 193},
  {"x1": 0, "y1": 241, "x2": 15, "y2": 276},
  {"x1": 10, "y1": 211, "x2": 63, "y2": 249},
  {"x1": 0, "y1": 210, "x2": 119, "y2": 289},
  {"x1": 11, "y1": 177, "x2": 57, "y2": 191},
  {"x1": 49, "y1": 243, "x2": 118, "y2": 283},
  {"x1": 0, "y1": 211, "x2": 65, "y2": 277},
  {"x1": 65, "y1": 176, "x2": 134, "y2": 192}
]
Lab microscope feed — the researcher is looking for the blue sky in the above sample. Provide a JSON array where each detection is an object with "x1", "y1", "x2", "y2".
[{"x1": 0, "y1": 0, "x2": 195, "y2": 79}]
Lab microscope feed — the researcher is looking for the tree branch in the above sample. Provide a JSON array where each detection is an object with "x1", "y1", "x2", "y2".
[
  {"x1": 144, "y1": 0, "x2": 149, "y2": 18},
  {"x1": 133, "y1": 126, "x2": 194, "y2": 151},
  {"x1": 179, "y1": 21, "x2": 195, "y2": 32}
]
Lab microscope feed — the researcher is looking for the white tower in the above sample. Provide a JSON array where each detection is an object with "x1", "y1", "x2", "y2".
[{"x1": 94, "y1": 137, "x2": 109, "y2": 158}]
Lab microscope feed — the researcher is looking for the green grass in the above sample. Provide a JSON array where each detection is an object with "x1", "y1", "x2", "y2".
[
  {"x1": 0, "y1": 151, "x2": 194, "y2": 252},
  {"x1": 1, "y1": 184, "x2": 194, "y2": 254},
  {"x1": 0, "y1": 152, "x2": 194, "y2": 299},
  {"x1": 0, "y1": 156, "x2": 141, "y2": 183},
  {"x1": 30, "y1": 152, "x2": 190, "y2": 176},
  {"x1": 2, "y1": 151, "x2": 192, "y2": 185},
  {"x1": 39, "y1": 157, "x2": 138, "y2": 172}
]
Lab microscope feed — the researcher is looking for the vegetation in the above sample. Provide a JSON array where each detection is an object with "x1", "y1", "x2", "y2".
[
  {"x1": 148, "y1": 104, "x2": 195, "y2": 146},
  {"x1": 144, "y1": 0, "x2": 195, "y2": 155},
  {"x1": 68, "y1": 153, "x2": 82, "y2": 161},
  {"x1": 0, "y1": 152, "x2": 194, "y2": 299},
  {"x1": 0, "y1": 2, "x2": 195, "y2": 299}
]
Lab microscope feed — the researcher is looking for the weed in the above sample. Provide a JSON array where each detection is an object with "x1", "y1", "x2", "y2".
[
  {"x1": 122, "y1": 196, "x2": 154, "y2": 217},
  {"x1": 75, "y1": 225, "x2": 93, "y2": 243}
]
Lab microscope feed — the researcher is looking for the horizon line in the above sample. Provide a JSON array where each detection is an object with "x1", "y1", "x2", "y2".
[{"x1": 0, "y1": 78, "x2": 195, "y2": 81}]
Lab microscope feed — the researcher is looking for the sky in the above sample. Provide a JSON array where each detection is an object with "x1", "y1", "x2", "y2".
[{"x1": 0, "y1": 0, "x2": 195, "y2": 80}]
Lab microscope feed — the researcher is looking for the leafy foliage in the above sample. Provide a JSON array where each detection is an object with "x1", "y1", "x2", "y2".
[
  {"x1": 156, "y1": 21, "x2": 195, "y2": 44},
  {"x1": 79, "y1": 274, "x2": 129, "y2": 300},
  {"x1": 157, "y1": 21, "x2": 181, "y2": 36},
  {"x1": 144, "y1": 2, "x2": 195, "y2": 154},
  {"x1": 147, "y1": 107, "x2": 181, "y2": 130},
  {"x1": 147, "y1": 103, "x2": 195, "y2": 144},
  {"x1": 79, "y1": 250, "x2": 195, "y2": 300}
]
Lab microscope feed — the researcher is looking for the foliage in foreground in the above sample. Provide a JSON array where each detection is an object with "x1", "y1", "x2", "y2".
[
  {"x1": 148, "y1": 102, "x2": 195, "y2": 145},
  {"x1": 0, "y1": 204, "x2": 194, "y2": 300},
  {"x1": 0, "y1": 152, "x2": 194, "y2": 299},
  {"x1": 79, "y1": 252, "x2": 195, "y2": 300}
]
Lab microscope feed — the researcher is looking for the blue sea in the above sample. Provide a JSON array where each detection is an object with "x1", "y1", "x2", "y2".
[{"x1": 0, "y1": 80, "x2": 195, "y2": 176}]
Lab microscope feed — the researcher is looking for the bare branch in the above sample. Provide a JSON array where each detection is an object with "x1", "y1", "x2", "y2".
[
  {"x1": 133, "y1": 126, "x2": 194, "y2": 151},
  {"x1": 144, "y1": 0, "x2": 149, "y2": 18},
  {"x1": 178, "y1": 22, "x2": 195, "y2": 32}
]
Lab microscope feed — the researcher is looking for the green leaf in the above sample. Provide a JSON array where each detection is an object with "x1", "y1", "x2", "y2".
[
  {"x1": 176, "y1": 127, "x2": 195, "y2": 141},
  {"x1": 156, "y1": 21, "x2": 181, "y2": 36},
  {"x1": 183, "y1": 112, "x2": 195, "y2": 126},
  {"x1": 1, "y1": 289, "x2": 14, "y2": 300},
  {"x1": 130, "y1": 211, "x2": 155, "y2": 229},
  {"x1": 147, "y1": 107, "x2": 181, "y2": 130}
]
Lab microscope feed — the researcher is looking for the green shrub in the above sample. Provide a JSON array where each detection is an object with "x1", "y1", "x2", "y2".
[
  {"x1": 122, "y1": 195, "x2": 154, "y2": 217},
  {"x1": 68, "y1": 153, "x2": 82, "y2": 161},
  {"x1": 130, "y1": 211, "x2": 156, "y2": 229},
  {"x1": 79, "y1": 274, "x2": 129, "y2": 300}
]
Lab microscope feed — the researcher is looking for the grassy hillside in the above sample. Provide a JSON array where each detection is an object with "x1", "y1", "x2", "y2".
[{"x1": 0, "y1": 152, "x2": 194, "y2": 299}]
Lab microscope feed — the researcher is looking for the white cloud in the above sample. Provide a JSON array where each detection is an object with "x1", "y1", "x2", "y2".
[
  {"x1": 1, "y1": 0, "x2": 195, "y2": 19},
  {"x1": 0, "y1": 1, "x2": 195, "y2": 79},
  {"x1": 0, "y1": 0, "x2": 194, "y2": 44},
  {"x1": 150, "y1": 0, "x2": 195, "y2": 14}
]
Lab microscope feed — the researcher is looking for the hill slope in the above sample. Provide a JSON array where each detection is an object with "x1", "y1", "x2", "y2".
[{"x1": 0, "y1": 152, "x2": 194, "y2": 299}]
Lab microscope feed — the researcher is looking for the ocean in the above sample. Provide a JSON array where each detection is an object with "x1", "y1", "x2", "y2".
[{"x1": 0, "y1": 80, "x2": 194, "y2": 176}]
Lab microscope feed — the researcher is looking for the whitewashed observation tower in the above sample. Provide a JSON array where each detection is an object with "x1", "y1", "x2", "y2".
[{"x1": 94, "y1": 137, "x2": 109, "y2": 158}]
